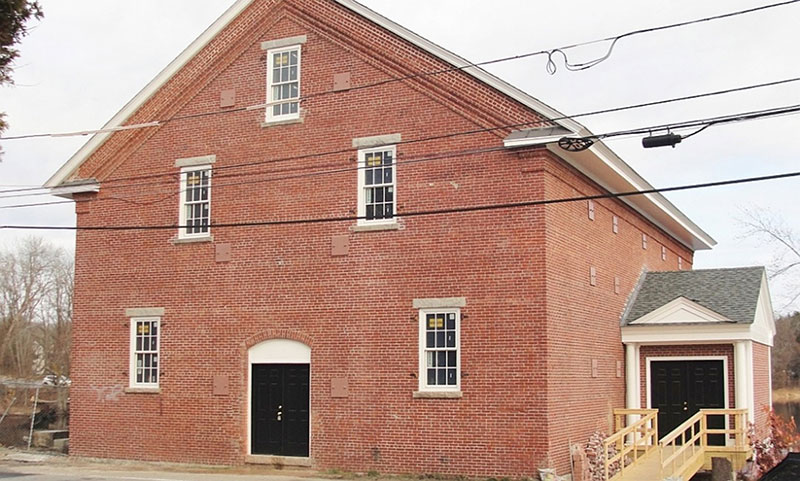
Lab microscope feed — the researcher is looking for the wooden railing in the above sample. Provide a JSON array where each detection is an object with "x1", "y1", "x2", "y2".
[
  {"x1": 603, "y1": 409, "x2": 658, "y2": 481},
  {"x1": 660, "y1": 409, "x2": 749, "y2": 480}
]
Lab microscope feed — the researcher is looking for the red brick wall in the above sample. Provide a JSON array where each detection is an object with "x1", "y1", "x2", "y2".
[
  {"x1": 638, "y1": 345, "x2": 735, "y2": 410},
  {"x1": 753, "y1": 342, "x2": 772, "y2": 435},
  {"x1": 67, "y1": 0, "x2": 695, "y2": 477},
  {"x1": 541, "y1": 157, "x2": 692, "y2": 474}
]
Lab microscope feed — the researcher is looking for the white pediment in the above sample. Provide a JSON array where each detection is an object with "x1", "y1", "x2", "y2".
[{"x1": 629, "y1": 296, "x2": 733, "y2": 325}]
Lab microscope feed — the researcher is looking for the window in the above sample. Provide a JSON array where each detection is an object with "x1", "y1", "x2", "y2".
[
  {"x1": 266, "y1": 45, "x2": 301, "y2": 122},
  {"x1": 419, "y1": 309, "x2": 460, "y2": 390},
  {"x1": 179, "y1": 166, "x2": 211, "y2": 238},
  {"x1": 357, "y1": 146, "x2": 396, "y2": 224},
  {"x1": 130, "y1": 318, "x2": 160, "y2": 388}
]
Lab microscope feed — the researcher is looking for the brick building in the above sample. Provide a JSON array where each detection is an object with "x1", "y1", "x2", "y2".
[{"x1": 45, "y1": 0, "x2": 775, "y2": 477}]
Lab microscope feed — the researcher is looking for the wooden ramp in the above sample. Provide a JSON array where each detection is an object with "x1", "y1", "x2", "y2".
[{"x1": 603, "y1": 409, "x2": 751, "y2": 481}]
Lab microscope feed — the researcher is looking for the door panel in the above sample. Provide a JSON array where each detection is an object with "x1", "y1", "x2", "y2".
[
  {"x1": 251, "y1": 364, "x2": 310, "y2": 456},
  {"x1": 650, "y1": 360, "x2": 725, "y2": 445}
]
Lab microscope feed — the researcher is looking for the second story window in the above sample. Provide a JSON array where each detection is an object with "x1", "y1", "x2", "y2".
[
  {"x1": 267, "y1": 45, "x2": 301, "y2": 122},
  {"x1": 179, "y1": 166, "x2": 211, "y2": 238},
  {"x1": 357, "y1": 146, "x2": 396, "y2": 225}
]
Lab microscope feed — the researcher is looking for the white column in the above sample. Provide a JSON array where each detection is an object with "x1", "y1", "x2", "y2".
[
  {"x1": 625, "y1": 343, "x2": 640, "y2": 409},
  {"x1": 734, "y1": 341, "x2": 754, "y2": 423}
]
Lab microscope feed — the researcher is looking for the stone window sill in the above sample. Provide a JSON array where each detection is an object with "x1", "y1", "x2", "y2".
[
  {"x1": 261, "y1": 117, "x2": 304, "y2": 128},
  {"x1": 413, "y1": 390, "x2": 462, "y2": 399},
  {"x1": 124, "y1": 387, "x2": 161, "y2": 395},
  {"x1": 350, "y1": 221, "x2": 402, "y2": 233},
  {"x1": 170, "y1": 235, "x2": 213, "y2": 245}
]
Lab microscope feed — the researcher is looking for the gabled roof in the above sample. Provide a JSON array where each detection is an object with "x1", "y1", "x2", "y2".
[
  {"x1": 44, "y1": 0, "x2": 715, "y2": 251},
  {"x1": 621, "y1": 267, "x2": 766, "y2": 326}
]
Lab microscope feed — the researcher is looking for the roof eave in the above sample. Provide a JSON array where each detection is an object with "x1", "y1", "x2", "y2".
[{"x1": 539, "y1": 140, "x2": 716, "y2": 252}]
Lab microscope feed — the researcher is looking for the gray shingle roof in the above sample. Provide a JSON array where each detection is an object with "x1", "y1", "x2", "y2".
[{"x1": 621, "y1": 267, "x2": 765, "y2": 326}]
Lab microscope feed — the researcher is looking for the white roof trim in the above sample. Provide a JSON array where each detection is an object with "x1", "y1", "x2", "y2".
[
  {"x1": 43, "y1": 0, "x2": 714, "y2": 251},
  {"x1": 49, "y1": 180, "x2": 101, "y2": 199},
  {"x1": 44, "y1": 0, "x2": 258, "y2": 189},
  {"x1": 629, "y1": 296, "x2": 732, "y2": 325},
  {"x1": 503, "y1": 134, "x2": 565, "y2": 148}
]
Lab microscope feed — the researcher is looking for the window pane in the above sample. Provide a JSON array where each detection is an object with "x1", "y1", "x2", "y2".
[
  {"x1": 290, "y1": 66, "x2": 297, "y2": 80},
  {"x1": 384, "y1": 168, "x2": 392, "y2": 184},
  {"x1": 426, "y1": 351, "x2": 434, "y2": 367},
  {"x1": 447, "y1": 369, "x2": 457, "y2": 385},
  {"x1": 447, "y1": 351, "x2": 456, "y2": 367},
  {"x1": 366, "y1": 205, "x2": 374, "y2": 220},
  {"x1": 281, "y1": 67, "x2": 289, "y2": 82},
  {"x1": 437, "y1": 369, "x2": 446, "y2": 385},
  {"x1": 290, "y1": 83, "x2": 298, "y2": 98},
  {"x1": 365, "y1": 170, "x2": 373, "y2": 185},
  {"x1": 437, "y1": 351, "x2": 446, "y2": 367},
  {"x1": 447, "y1": 313, "x2": 456, "y2": 329},
  {"x1": 427, "y1": 369, "x2": 436, "y2": 386},
  {"x1": 426, "y1": 332, "x2": 435, "y2": 348},
  {"x1": 281, "y1": 103, "x2": 290, "y2": 115},
  {"x1": 436, "y1": 332, "x2": 445, "y2": 347},
  {"x1": 446, "y1": 332, "x2": 455, "y2": 348},
  {"x1": 290, "y1": 50, "x2": 298, "y2": 64}
]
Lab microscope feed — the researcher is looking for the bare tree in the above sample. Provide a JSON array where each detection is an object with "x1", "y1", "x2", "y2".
[
  {"x1": 740, "y1": 208, "x2": 800, "y2": 309},
  {"x1": 0, "y1": 237, "x2": 72, "y2": 381}
]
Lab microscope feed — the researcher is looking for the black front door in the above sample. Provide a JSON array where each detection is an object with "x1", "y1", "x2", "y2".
[
  {"x1": 651, "y1": 360, "x2": 725, "y2": 445},
  {"x1": 251, "y1": 364, "x2": 310, "y2": 456}
]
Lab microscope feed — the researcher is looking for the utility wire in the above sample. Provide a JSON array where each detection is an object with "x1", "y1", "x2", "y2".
[
  {"x1": 2, "y1": 170, "x2": 799, "y2": 231},
  {"x1": 3, "y1": 101, "x2": 800, "y2": 204},
  {"x1": 4, "y1": 74, "x2": 800, "y2": 200},
  {"x1": 1, "y1": 0, "x2": 798, "y2": 143}
]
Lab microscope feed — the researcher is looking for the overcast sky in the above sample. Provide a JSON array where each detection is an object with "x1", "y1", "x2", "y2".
[{"x1": 0, "y1": 0, "x2": 798, "y2": 311}]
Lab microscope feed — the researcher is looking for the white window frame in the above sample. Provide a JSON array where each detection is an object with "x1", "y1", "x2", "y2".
[
  {"x1": 178, "y1": 165, "x2": 212, "y2": 239},
  {"x1": 265, "y1": 44, "x2": 302, "y2": 123},
  {"x1": 418, "y1": 308, "x2": 461, "y2": 392},
  {"x1": 129, "y1": 317, "x2": 161, "y2": 389},
  {"x1": 357, "y1": 145, "x2": 397, "y2": 226}
]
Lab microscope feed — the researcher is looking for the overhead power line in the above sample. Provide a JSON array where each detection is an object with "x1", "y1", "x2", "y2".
[
  {"x1": 2, "y1": 170, "x2": 798, "y2": 231},
  {"x1": 3, "y1": 75, "x2": 800, "y2": 201},
  {"x1": 1, "y1": 0, "x2": 798, "y2": 143}
]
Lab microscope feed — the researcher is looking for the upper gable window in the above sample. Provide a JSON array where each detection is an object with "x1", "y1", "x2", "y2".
[
  {"x1": 357, "y1": 146, "x2": 396, "y2": 225},
  {"x1": 266, "y1": 45, "x2": 301, "y2": 122},
  {"x1": 179, "y1": 165, "x2": 211, "y2": 239}
]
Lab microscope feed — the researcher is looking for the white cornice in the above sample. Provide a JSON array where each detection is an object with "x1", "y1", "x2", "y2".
[{"x1": 629, "y1": 297, "x2": 732, "y2": 325}]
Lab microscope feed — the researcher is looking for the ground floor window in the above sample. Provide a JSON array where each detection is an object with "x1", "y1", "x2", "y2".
[
  {"x1": 419, "y1": 309, "x2": 460, "y2": 391},
  {"x1": 130, "y1": 318, "x2": 160, "y2": 387}
]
